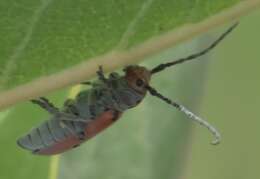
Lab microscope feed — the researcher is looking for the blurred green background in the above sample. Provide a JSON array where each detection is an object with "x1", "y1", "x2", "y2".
[
  {"x1": 184, "y1": 10, "x2": 260, "y2": 179},
  {"x1": 0, "y1": 6, "x2": 259, "y2": 179}
]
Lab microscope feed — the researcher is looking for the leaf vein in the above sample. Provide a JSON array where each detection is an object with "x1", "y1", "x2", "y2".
[
  {"x1": 0, "y1": 0, "x2": 54, "y2": 89},
  {"x1": 115, "y1": 0, "x2": 154, "y2": 50}
]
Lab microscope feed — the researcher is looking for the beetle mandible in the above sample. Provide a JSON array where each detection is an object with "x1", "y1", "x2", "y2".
[{"x1": 17, "y1": 23, "x2": 238, "y2": 155}]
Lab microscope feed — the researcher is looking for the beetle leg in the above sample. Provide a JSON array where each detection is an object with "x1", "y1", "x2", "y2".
[
  {"x1": 55, "y1": 112, "x2": 89, "y2": 123},
  {"x1": 31, "y1": 97, "x2": 60, "y2": 115},
  {"x1": 96, "y1": 66, "x2": 109, "y2": 84}
]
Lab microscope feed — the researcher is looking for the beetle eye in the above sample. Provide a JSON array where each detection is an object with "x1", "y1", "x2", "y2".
[{"x1": 136, "y1": 79, "x2": 144, "y2": 87}]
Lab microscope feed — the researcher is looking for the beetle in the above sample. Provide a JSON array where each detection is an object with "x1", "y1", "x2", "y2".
[{"x1": 17, "y1": 23, "x2": 238, "y2": 155}]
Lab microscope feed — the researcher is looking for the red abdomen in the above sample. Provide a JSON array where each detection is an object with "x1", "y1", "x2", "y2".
[{"x1": 38, "y1": 110, "x2": 121, "y2": 155}]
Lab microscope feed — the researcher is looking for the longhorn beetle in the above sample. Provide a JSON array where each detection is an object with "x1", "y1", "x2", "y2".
[{"x1": 17, "y1": 23, "x2": 238, "y2": 155}]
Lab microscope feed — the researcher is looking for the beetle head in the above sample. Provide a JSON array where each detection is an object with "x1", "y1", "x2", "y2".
[{"x1": 123, "y1": 65, "x2": 151, "y2": 94}]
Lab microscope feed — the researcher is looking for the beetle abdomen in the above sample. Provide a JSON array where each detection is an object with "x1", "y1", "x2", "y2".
[
  {"x1": 17, "y1": 117, "x2": 78, "y2": 154},
  {"x1": 17, "y1": 110, "x2": 121, "y2": 155}
]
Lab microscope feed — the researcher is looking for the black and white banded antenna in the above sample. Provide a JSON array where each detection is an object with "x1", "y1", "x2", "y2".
[
  {"x1": 146, "y1": 85, "x2": 221, "y2": 145},
  {"x1": 151, "y1": 22, "x2": 239, "y2": 74},
  {"x1": 146, "y1": 23, "x2": 239, "y2": 144}
]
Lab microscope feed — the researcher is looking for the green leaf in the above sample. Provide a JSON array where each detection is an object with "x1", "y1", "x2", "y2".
[
  {"x1": 0, "y1": 1, "x2": 259, "y2": 179},
  {"x1": 0, "y1": 37, "x2": 208, "y2": 179},
  {"x1": 183, "y1": 10, "x2": 260, "y2": 179},
  {"x1": 0, "y1": 39, "x2": 218, "y2": 179},
  {"x1": 0, "y1": 0, "x2": 259, "y2": 110}
]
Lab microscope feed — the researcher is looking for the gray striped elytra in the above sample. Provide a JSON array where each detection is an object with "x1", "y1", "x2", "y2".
[{"x1": 17, "y1": 23, "x2": 238, "y2": 155}]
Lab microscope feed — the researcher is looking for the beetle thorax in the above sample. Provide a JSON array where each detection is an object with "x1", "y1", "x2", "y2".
[{"x1": 99, "y1": 65, "x2": 151, "y2": 112}]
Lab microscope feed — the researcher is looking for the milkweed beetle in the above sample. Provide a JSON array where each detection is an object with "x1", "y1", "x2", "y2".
[{"x1": 17, "y1": 23, "x2": 238, "y2": 155}]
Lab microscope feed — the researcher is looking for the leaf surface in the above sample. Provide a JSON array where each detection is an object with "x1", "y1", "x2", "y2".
[{"x1": 0, "y1": 1, "x2": 258, "y2": 179}]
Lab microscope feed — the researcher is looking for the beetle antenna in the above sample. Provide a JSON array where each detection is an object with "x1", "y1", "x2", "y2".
[
  {"x1": 146, "y1": 85, "x2": 221, "y2": 145},
  {"x1": 151, "y1": 22, "x2": 238, "y2": 74}
]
